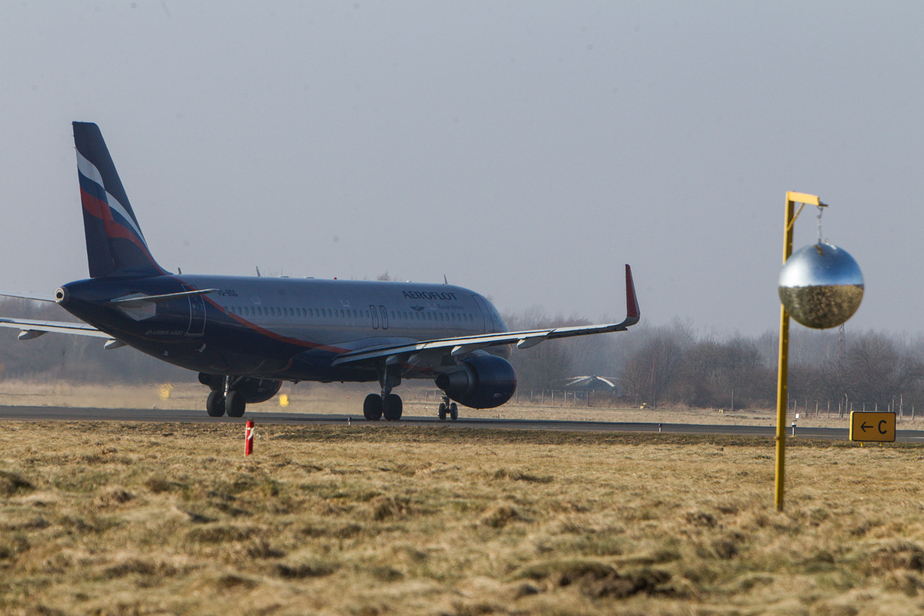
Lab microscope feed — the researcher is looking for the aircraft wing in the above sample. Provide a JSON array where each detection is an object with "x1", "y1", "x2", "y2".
[
  {"x1": 332, "y1": 264, "x2": 640, "y2": 368},
  {"x1": 0, "y1": 317, "x2": 112, "y2": 339}
]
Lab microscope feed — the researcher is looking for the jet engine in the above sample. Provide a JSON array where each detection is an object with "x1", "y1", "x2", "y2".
[
  {"x1": 435, "y1": 355, "x2": 517, "y2": 409},
  {"x1": 198, "y1": 373, "x2": 282, "y2": 404},
  {"x1": 236, "y1": 377, "x2": 283, "y2": 403}
]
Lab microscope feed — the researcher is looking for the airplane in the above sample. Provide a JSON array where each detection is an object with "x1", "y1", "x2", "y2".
[{"x1": 0, "y1": 122, "x2": 640, "y2": 420}]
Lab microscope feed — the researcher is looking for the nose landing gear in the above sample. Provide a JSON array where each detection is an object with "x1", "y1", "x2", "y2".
[{"x1": 438, "y1": 395, "x2": 458, "y2": 421}]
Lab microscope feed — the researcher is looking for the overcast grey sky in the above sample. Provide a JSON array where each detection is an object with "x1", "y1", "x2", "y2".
[{"x1": 2, "y1": 2, "x2": 922, "y2": 337}]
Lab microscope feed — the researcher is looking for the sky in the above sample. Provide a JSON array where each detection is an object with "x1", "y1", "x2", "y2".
[{"x1": 1, "y1": 2, "x2": 922, "y2": 337}]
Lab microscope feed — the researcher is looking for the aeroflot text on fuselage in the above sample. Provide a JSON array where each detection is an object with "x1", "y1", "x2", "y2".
[{"x1": 402, "y1": 291, "x2": 459, "y2": 301}]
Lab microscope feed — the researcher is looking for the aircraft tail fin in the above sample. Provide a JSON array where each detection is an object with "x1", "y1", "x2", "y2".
[{"x1": 73, "y1": 122, "x2": 166, "y2": 279}]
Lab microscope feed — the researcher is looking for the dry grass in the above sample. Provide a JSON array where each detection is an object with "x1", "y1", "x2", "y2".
[{"x1": 3, "y1": 420, "x2": 924, "y2": 615}]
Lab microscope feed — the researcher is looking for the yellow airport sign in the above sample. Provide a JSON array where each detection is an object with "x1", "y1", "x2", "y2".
[{"x1": 849, "y1": 412, "x2": 896, "y2": 442}]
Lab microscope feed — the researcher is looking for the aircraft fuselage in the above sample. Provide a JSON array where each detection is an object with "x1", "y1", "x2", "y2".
[{"x1": 55, "y1": 274, "x2": 511, "y2": 383}]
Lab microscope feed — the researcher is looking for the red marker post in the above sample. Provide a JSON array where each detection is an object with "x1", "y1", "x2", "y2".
[{"x1": 245, "y1": 419, "x2": 254, "y2": 456}]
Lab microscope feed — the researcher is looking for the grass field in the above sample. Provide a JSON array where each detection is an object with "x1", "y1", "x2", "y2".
[{"x1": 3, "y1": 419, "x2": 924, "y2": 615}]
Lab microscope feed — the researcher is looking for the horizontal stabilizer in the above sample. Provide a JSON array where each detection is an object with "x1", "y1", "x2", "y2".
[
  {"x1": 110, "y1": 288, "x2": 219, "y2": 307},
  {"x1": 0, "y1": 317, "x2": 111, "y2": 338}
]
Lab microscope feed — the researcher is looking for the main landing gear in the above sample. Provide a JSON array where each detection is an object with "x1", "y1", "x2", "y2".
[
  {"x1": 438, "y1": 395, "x2": 458, "y2": 421},
  {"x1": 363, "y1": 366, "x2": 403, "y2": 421},
  {"x1": 363, "y1": 392, "x2": 403, "y2": 421},
  {"x1": 203, "y1": 375, "x2": 247, "y2": 418}
]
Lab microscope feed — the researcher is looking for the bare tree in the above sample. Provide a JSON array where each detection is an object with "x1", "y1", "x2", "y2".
[{"x1": 623, "y1": 332, "x2": 684, "y2": 407}]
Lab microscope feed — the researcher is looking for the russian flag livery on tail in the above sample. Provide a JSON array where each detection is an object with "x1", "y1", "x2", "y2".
[
  {"x1": 74, "y1": 122, "x2": 166, "y2": 278},
  {"x1": 0, "y1": 123, "x2": 640, "y2": 420}
]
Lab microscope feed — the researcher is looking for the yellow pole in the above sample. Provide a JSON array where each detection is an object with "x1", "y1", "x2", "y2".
[
  {"x1": 774, "y1": 199, "x2": 794, "y2": 511},
  {"x1": 775, "y1": 192, "x2": 824, "y2": 512}
]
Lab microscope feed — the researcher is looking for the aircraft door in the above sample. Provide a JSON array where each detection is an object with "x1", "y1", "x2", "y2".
[
  {"x1": 183, "y1": 285, "x2": 206, "y2": 336},
  {"x1": 370, "y1": 305, "x2": 379, "y2": 329},
  {"x1": 379, "y1": 306, "x2": 389, "y2": 330},
  {"x1": 471, "y1": 295, "x2": 488, "y2": 333}
]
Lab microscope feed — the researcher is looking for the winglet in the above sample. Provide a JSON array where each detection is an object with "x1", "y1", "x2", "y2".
[{"x1": 624, "y1": 264, "x2": 640, "y2": 325}]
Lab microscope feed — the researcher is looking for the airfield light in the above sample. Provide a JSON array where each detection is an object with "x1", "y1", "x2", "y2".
[{"x1": 774, "y1": 192, "x2": 863, "y2": 512}]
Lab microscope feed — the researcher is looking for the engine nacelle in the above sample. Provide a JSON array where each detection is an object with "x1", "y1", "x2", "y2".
[
  {"x1": 435, "y1": 355, "x2": 517, "y2": 409},
  {"x1": 198, "y1": 372, "x2": 223, "y2": 391},
  {"x1": 236, "y1": 377, "x2": 283, "y2": 404},
  {"x1": 198, "y1": 373, "x2": 282, "y2": 404}
]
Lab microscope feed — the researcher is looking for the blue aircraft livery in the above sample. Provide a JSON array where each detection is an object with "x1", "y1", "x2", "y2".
[{"x1": 0, "y1": 123, "x2": 640, "y2": 420}]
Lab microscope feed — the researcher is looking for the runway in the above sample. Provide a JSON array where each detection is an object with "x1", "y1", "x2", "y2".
[{"x1": 4, "y1": 405, "x2": 924, "y2": 442}]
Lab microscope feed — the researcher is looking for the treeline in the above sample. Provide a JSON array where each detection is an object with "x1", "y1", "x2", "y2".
[
  {"x1": 503, "y1": 308, "x2": 924, "y2": 412},
  {"x1": 2, "y1": 297, "x2": 923, "y2": 413}
]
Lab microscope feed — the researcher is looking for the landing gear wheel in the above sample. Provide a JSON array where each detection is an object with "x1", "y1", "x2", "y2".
[
  {"x1": 206, "y1": 390, "x2": 226, "y2": 417},
  {"x1": 438, "y1": 403, "x2": 447, "y2": 421},
  {"x1": 383, "y1": 394, "x2": 403, "y2": 421},
  {"x1": 449, "y1": 402, "x2": 458, "y2": 421},
  {"x1": 225, "y1": 390, "x2": 246, "y2": 418},
  {"x1": 363, "y1": 394, "x2": 383, "y2": 421}
]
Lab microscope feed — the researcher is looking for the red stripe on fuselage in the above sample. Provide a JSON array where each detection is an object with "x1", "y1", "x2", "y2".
[{"x1": 199, "y1": 292, "x2": 347, "y2": 355}]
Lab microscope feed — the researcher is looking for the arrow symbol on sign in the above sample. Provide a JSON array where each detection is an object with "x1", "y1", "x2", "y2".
[{"x1": 861, "y1": 422, "x2": 871, "y2": 432}]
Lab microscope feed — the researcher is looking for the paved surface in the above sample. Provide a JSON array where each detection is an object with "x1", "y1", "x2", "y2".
[{"x1": 4, "y1": 405, "x2": 924, "y2": 442}]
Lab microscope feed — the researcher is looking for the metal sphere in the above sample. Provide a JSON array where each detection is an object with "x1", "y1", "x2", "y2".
[{"x1": 778, "y1": 242, "x2": 864, "y2": 329}]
